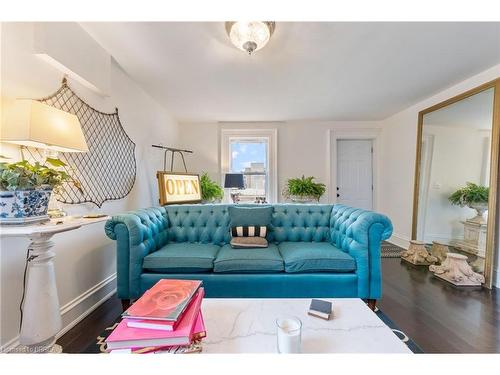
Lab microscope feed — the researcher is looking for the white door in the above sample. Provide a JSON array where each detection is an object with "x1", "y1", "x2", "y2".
[{"x1": 336, "y1": 139, "x2": 373, "y2": 210}]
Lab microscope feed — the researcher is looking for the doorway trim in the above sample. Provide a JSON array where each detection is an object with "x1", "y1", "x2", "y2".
[{"x1": 328, "y1": 128, "x2": 382, "y2": 210}]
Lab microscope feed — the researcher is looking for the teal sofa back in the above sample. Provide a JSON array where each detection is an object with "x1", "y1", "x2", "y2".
[
  {"x1": 164, "y1": 204, "x2": 334, "y2": 245},
  {"x1": 269, "y1": 204, "x2": 333, "y2": 243},
  {"x1": 165, "y1": 205, "x2": 230, "y2": 245}
]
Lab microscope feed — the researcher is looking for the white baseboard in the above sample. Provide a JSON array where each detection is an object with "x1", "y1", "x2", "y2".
[
  {"x1": 1, "y1": 273, "x2": 116, "y2": 353},
  {"x1": 422, "y1": 234, "x2": 457, "y2": 244},
  {"x1": 387, "y1": 233, "x2": 410, "y2": 249}
]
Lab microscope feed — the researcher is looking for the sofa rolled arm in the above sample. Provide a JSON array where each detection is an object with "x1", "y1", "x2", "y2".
[
  {"x1": 330, "y1": 204, "x2": 393, "y2": 299},
  {"x1": 105, "y1": 206, "x2": 168, "y2": 299}
]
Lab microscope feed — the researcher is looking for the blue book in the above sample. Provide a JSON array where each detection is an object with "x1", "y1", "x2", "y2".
[{"x1": 308, "y1": 299, "x2": 332, "y2": 320}]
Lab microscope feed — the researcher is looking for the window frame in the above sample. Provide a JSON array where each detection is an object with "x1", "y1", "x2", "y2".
[{"x1": 220, "y1": 128, "x2": 278, "y2": 203}]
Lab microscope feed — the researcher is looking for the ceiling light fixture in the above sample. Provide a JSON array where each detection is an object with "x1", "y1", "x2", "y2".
[{"x1": 225, "y1": 21, "x2": 275, "y2": 55}]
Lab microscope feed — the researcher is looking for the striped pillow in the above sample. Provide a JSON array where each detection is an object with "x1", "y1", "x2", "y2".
[{"x1": 231, "y1": 225, "x2": 267, "y2": 238}]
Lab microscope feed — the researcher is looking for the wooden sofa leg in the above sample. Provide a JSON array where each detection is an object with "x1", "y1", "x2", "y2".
[
  {"x1": 121, "y1": 299, "x2": 131, "y2": 312},
  {"x1": 367, "y1": 299, "x2": 377, "y2": 311}
]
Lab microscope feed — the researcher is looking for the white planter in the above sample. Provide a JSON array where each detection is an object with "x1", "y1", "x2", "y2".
[
  {"x1": 0, "y1": 189, "x2": 52, "y2": 225},
  {"x1": 289, "y1": 195, "x2": 318, "y2": 203},
  {"x1": 467, "y1": 202, "x2": 488, "y2": 224}
]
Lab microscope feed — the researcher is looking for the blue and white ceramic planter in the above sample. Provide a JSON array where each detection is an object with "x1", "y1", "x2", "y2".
[{"x1": 0, "y1": 189, "x2": 52, "y2": 225}]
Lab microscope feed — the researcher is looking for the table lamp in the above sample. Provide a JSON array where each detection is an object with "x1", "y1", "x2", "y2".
[
  {"x1": 1, "y1": 99, "x2": 88, "y2": 217},
  {"x1": 2, "y1": 99, "x2": 88, "y2": 154},
  {"x1": 224, "y1": 173, "x2": 245, "y2": 203}
]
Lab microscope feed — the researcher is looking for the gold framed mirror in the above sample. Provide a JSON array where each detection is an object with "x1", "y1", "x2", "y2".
[{"x1": 412, "y1": 78, "x2": 500, "y2": 288}]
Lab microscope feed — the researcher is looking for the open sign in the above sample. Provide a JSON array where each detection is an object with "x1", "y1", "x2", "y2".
[{"x1": 157, "y1": 172, "x2": 202, "y2": 205}]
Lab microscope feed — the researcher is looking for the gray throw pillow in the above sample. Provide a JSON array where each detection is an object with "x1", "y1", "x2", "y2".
[{"x1": 230, "y1": 237, "x2": 269, "y2": 249}]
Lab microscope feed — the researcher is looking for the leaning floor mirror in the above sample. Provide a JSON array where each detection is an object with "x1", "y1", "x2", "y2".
[{"x1": 412, "y1": 78, "x2": 500, "y2": 288}]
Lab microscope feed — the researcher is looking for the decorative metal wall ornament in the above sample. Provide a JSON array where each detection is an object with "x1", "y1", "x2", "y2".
[
  {"x1": 151, "y1": 145, "x2": 201, "y2": 205},
  {"x1": 151, "y1": 144, "x2": 193, "y2": 172},
  {"x1": 35, "y1": 77, "x2": 136, "y2": 207}
]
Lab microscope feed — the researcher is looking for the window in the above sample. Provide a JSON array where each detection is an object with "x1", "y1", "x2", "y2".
[
  {"x1": 230, "y1": 139, "x2": 268, "y2": 201},
  {"x1": 221, "y1": 128, "x2": 277, "y2": 203}
]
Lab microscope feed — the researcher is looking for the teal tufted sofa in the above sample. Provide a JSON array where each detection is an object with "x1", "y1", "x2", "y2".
[{"x1": 105, "y1": 204, "x2": 392, "y2": 307}]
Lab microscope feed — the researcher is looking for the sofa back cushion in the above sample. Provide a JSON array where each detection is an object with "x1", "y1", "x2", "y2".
[
  {"x1": 330, "y1": 205, "x2": 365, "y2": 252},
  {"x1": 269, "y1": 204, "x2": 333, "y2": 243},
  {"x1": 165, "y1": 205, "x2": 231, "y2": 245},
  {"x1": 164, "y1": 204, "x2": 334, "y2": 245}
]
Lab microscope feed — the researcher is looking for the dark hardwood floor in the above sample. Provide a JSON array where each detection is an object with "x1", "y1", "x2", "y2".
[
  {"x1": 57, "y1": 258, "x2": 500, "y2": 353},
  {"x1": 57, "y1": 293, "x2": 122, "y2": 353},
  {"x1": 379, "y1": 258, "x2": 499, "y2": 353}
]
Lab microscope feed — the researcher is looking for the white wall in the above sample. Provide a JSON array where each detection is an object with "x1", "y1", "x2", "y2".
[
  {"x1": 0, "y1": 22, "x2": 180, "y2": 350},
  {"x1": 378, "y1": 64, "x2": 500, "y2": 285},
  {"x1": 178, "y1": 121, "x2": 383, "y2": 205}
]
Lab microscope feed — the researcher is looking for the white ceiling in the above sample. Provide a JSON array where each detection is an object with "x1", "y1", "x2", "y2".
[{"x1": 81, "y1": 22, "x2": 500, "y2": 123}]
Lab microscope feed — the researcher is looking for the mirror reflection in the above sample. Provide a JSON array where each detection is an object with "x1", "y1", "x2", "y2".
[{"x1": 416, "y1": 87, "x2": 495, "y2": 280}]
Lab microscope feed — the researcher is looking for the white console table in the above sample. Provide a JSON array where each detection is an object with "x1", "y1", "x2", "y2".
[{"x1": 0, "y1": 216, "x2": 109, "y2": 353}]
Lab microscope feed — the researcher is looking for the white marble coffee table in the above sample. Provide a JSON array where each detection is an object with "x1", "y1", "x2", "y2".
[{"x1": 200, "y1": 298, "x2": 411, "y2": 353}]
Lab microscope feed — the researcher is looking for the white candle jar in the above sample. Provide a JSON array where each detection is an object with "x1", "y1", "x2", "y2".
[{"x1": 276, "y1": 317, "x2": 302, "y2": 353}]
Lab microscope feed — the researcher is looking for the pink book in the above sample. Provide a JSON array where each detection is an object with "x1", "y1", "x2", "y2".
[
  {"x1": 125, "y1": 297, "x2": 204, "y2": 331},
  {"x1": 123, "y1": 279, "x2": 202, "y2": 321},
  {"x1": 107, "y1": 288, "x2": 204, "y2": 350},
  {"x1": 130, "y1": 312, "x2": 206, "y2": 354},
  {"x1": 125, "y1": 319, "x2": 175, "y2": 331}
]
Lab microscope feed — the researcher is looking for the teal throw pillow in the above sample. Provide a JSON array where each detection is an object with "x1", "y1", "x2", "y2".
[{"x1": 228, "y1": 206, "x2": 273, "y2": 228}]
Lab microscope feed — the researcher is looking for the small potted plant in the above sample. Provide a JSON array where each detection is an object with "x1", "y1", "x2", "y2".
[
  {"x1": 282, "y1": 175, "x2": 326, "y2": 203},
  {"x1": 0, "y1": 157, "x2": 79, "y2": 224},
  {"x1": 200, "y1": 172, "x2": 224, "y2": 203},
  {"x1": 448, "y1": 182, "x2": 489, "y2": 223}
]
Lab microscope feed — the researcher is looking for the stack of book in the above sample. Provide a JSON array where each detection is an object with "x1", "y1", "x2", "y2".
[{"x1": 106, "y1": 279, "x2": 206, "y2": 354}]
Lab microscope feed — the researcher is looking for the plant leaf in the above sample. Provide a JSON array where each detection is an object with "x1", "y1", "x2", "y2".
[{"x1": 45, "y1": 158, "x2": 67, "y2": 167}]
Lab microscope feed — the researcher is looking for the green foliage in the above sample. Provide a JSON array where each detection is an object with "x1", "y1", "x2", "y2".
[
  {"x1": 0, "y1": 158, "x2": 81, "y2": 192},
  {"x1": 282, "y1": 175, "x2": 326, "y2": 201},
  {"x1": 200, "y1": 172, "x2": 224, "y2": 201},
  {"x1": 448, "y1": 182, "x2": 489, "y2": 207}
]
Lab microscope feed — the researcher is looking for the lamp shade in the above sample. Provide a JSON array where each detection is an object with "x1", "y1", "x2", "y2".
[
  {"x1": 1, "y1": 99, "x2": 88, "y2": 153},
  {"x1": 224, "y1": 173, "x2": 245, "y2": 189}
]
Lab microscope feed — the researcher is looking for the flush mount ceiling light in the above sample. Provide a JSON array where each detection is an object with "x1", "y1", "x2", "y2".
[{"x1": 225, "y1": 21, "x2": 276, "y2": 55}]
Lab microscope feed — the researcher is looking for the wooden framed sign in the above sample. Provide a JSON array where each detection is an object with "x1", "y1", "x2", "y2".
[{"x1": 157, "y1": 172, "x2": 202, "y2": 205}]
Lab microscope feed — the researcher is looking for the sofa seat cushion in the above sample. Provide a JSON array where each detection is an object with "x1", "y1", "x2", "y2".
[
  {"x1": 214, "y1": 244, "x2": 284, "y2": 273},
  {"x1": 278, "y1": 242, "x2": 356, "y2": 273},
  {"x1": 143, "y1": 243, "x2": 221, "y2": 273}
]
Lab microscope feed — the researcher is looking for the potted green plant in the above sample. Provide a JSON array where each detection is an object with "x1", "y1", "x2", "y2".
[
  {"x1": 448, "y1": 182, "x2": 489, "y2": 223},
  {"x1": 200, "y1": 172, "x2": 224, "y2": 203},
  {"x1": 282, "y1": 175, "x2": 326, "y2": 203},
  {"x1": 0, "y1": 157, "x2": 79, "y2": 224}
]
